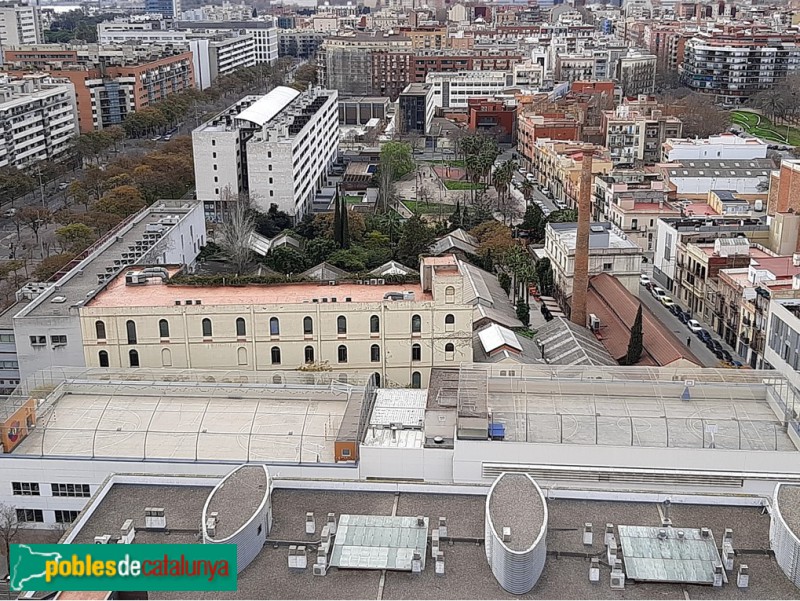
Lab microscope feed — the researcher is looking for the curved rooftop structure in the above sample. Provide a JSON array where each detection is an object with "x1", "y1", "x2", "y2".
[
  {"x1": 772, "y1": 483, "x2": 800, "y2": 589},
  {"x1": 485, "y1": 473, "x2": 548, "y2": 594},
  {"x1": 237, "y1": 86, "x2": 300, "y2": 127}
]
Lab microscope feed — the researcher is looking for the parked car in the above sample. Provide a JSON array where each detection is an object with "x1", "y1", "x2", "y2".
[
  {"x1": 696, "y1": 329, "x2": 711, "y2": 341},
  {"x1": 720, "y1": 349, "x2": 733, "y2": 362},
  {"x1": 705, "y1": 337, "x2": 717, "y2": 351},
  {"x1": 651, "y1": 286, "x2": 667, "y2": 300},
  {"x1": 714, "y1": 349, "x2": 725, "y2": 360},
  {"x1": 669, "y1": 303, "x2": 683, "y2": 316},
  {"x1": 660, "y1": 296, "x2": 676, "y2": 308},
  {"x1": 526, "y1": 173, "x2": 535, "y2": 182},
  {"x1": 58, "y1": 182, "x2": 69, "y2": 191},
  {"x1": 686, "y1": 319, "x2": 703, "y2": 333},
  {"x1": 710, "y1": 339, "x2": 723, "y2": 352},
  {"x1": 639, "y1": 274, "x2": 651, "y2": 286},
  {"x1": 677, "y1": 312, "x2": 689, "y2": 325},
  {"x1": 731, "y1": 360, "x2": 743, "y2": 368},
  {"x1": 518, "y1": 167, "x2": 526, "y2": 175}
]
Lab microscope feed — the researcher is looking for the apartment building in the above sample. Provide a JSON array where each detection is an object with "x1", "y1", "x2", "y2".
[
  {"x1": 602, "y1": 95, "x2": 682, "y2": 165},
  {"x1": 79, "y1": 256, "x2": 474, "y2": 389},
  {"x1": 615, "y1": 50, "x2": 656, "y2": 96},
  {"x1": 398, "y1": 83, "x2": 433, "y2": 135},
  {"x1": 0, "y1": 75, "x2": 78, "y2": 169},
  {"x1": 190, "y1": 34, "x2": 256, "y2": 90},
  {"x1": 527, "y1": 139, "x2": 612, "y2": 208},
  {"x1": 662, "y1": 134, "x2": 768, "y2": 162},
  {"x1": 512, "y1": 60, "x2": 545, "y2": 87},
  {"x1": 765, "y1": 296, "x2": 800, "y2": 382},
  {"x1": 425, "y1": 70, "x2": 512, "y2": 109},
  {"x1": 175, "y1": 20, "x2": 278, "y2": 64},
  {"x1": 659, "y1": 158, "x2": 773, "y2": 195},
  {"x1": 593, "y1": 170, "x2": 676, "y2": 252},
  {"x1": 97, "y1": 20, "x2": 188, "y2": 44},
  {"x1": 533, "y1": 221, "x2": 642, "y2": 311},
  {"x1": 0, "y1": 4, "x2": 42, "y2": 52},
  {"x1": 5, "y1": 45, "x2": 194, "y2": 132},
  {"x1": 192, "y1": 86, "x2": 338, "y2": 218},
  {"x1": 277, "y1": 30, "x2": 325, "y2": 58},
  {"x1": 467, "y1": 98, "x2": 517, "y2": 142},
  {"x1": 517, "y1": 113, "x2": 580, "y2": 168},
  {"x1": 410, "y1": 51, "x2": 522, "y2": 83},
  {"x1": 145, "y1": 0, "x2": 181, "y2": 18},
  {"x1": 9, "y1": 201, "x2": 205, "y2": 382},
  {"x1": 681, "y1": 26, "x2": 800, "y2": 105}
]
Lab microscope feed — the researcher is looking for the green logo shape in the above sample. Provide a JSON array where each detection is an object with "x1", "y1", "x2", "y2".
[{"x1": 10, "y1": 544, "x2": 237, "y2": 592}]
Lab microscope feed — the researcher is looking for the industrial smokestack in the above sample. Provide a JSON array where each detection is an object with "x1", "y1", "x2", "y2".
[{"x1": 571, "y1": 147, "x2": 593, "y2": 328}]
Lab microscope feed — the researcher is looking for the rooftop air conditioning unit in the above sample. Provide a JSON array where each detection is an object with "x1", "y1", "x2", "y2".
[
  {"x1": 94, "y1": 535, "x2": 112, "y2": 544},
  {"x1": 588, "y1": 314, "x2": 600, "y2": 331}
]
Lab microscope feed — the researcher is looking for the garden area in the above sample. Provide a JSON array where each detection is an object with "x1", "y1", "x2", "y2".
[
  {"x1": 402, "y1": 200, "x2": 454, "y2": 216},
  {"x1": 731, "y1": 110, "x2": 800, "y2": 146}
]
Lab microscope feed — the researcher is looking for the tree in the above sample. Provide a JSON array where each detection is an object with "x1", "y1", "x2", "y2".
[
  {"x1": 217, "y1": 195, "x2": 255, "y2": 275},
  {"x1": 522, "y1": 204, "x2": 547, "y2": 243},
  {"x1": 624, "y1": 304, "x2": 644, "y2": 365},
  {"x1": 94, "y1": 185, "x2": 146, "y2": 217},
  {"x1": 66, "y1": 180, "x2": 90, "y2": 210},
  {"x1": 534, "y1": 258, "x2": 554, "y2": 297},
  {"x1": 306, "y1": 237, "x2": 338, "y2": 265},
  {"x1": 16, "y1": 206, "x2": 51, "y2": 243},
  {"x1": 380, "y1": 142, "x2": 415, "y2": 181},
  {"x1": 0, "y1": 260, "x2": 25, "y2": 289},
  {"x1": 396, "y1": 216, "x2": 435, "y2": 267},
  {"x1": 292, "y1": 63, "x2": 318, "y2": 90},
  {"x1": 0, "y1": 504, "x2": 20, "y2": 574},
  {"x1": 0, "y1": 167, "x2": 35, "y2": 200},
  {"x1": 516, "y1": 299, "x2": 530, "y2": 326},
  {"x1": 266, "y1": 246, "x2": 307, "y2": 274},
  {"x1": 547, "y1": 208, "x2": 578, "y2": 223},
  {"x1": 498, "y1": 272, "x2": 511, "y2": 295},
  {"x1": 663, "y1": 95, "x2": 730, "y2": 138},
  {"x1": 32, "y1": 252, "x2": 75, "y2": 281},
  {"x1": 56, "y1": 223, "x2": 97, "y2": 253}
]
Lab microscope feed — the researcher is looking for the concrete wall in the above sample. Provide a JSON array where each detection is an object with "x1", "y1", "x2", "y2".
[{"x1": 192, "y1": 128, "x2": 242, "y2": 201}]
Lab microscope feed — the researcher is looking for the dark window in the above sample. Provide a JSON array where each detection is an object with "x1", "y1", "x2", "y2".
[
  {"x1": 445, "y1": 343, "x2": 454, "y2": 352},
  {"x1": 271, "y1": 346, "x2": 281, "y2": 364},
  {"x1": 51, "y1": 483, "x2": 91, "y2": 497},
  {"x1": 303, "y1": 316, "x2": 313, "y2": 335},
  {"x1": 304, "y1": 346, "x2": 314, "y2": 363},
  {"x1": 370, "y1": 344, "x2": 380, "y2": 362},
  {"x1": 270, "y1": 317, "x2": 280, "y2": 335},
  {"x1": 54, "y1": 510, "x2": 79, "y2": 524},
  {"x1": 98, "y1": 350, "x2": 109, "y2": 367},
  {"x1": 12, "y1": 482, "x2": 39, "y2": 496},
  {"x1": 445, "y1": 314, "x2": 455, "y2": 325},
  {"x1": 95, "y1": 320, "x2": 106, "y2": 339},
  {"x1": 16, "y1": 509, "x2": 43, "y2": 523},
  {"x1": 202, "y1": 318, "x2": 213, "y2": 337},
  {"x1": 411, "y1": 372, "x2": 422, "y2": 389},
  {"x1": 373, "y1": 372, "x2": 381, "y2": 387},
  {"x1": 236, "y1": 317, "x2": 246, "y2": 337},
  {"x1": 337, "y1": 316, "x2": 347, "y2": 334},
  {"x1": 126, "y1": 320, "x2": 137, "y2": 344},
  {"x1": 159, "y1": 319, "x2": 169, "y2": 338},
  {"x1": 370, "y1": 315, "x2": 380, "y2": 333},
  {"x1": 129, "y1": 349, "x2": 139, "y2": 367},
  {"x1": 411, "y1": 314, "x2": 421, "y2": 333},
  {"x1": 338, "y1": 345, "x2": 348, "y2": 363},
  {"x1": 412, "y1": 343, "x2": 421, "y2": 361}
]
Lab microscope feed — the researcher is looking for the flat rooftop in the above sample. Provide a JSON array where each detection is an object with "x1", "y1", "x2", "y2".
[
  {"x1": 63, "y1": 480, "x2": 799, "y2": 599},
  {"x1": 12, "y1": 375, "x2": 360, "y2": 462},
  {"x1": 88, "y1": 276, "x2": 431, "y2": 307},
  {"x1": 17, "y1": 201, "x2": 199, "y2": 319}
]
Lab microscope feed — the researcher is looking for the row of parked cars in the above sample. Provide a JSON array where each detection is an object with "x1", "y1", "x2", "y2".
[{"x1": 639, "y1": 274, "x2": 743, "y2": 367}]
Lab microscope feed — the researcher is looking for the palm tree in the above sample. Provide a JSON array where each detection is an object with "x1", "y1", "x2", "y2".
[{"x1": 520, "y1": 179, "x2": 534, "y2": 203}]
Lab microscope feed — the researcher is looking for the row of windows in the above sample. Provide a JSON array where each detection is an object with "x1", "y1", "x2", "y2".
[
  {"x1": 105, "y1": 342, "x2": 454, "y2": 368},
  {"x1": 98, "y1": 313, "x2": 458, "y2": 343},
  {"x1": 15, "y1": 509, "x2": 79, "y2": 524},
  {"x1": 13, "y1": 482, "x2": 91, "y2": 498},
  {"x1": 30, "y1": 335, "x2": 67, "y2": 346}
]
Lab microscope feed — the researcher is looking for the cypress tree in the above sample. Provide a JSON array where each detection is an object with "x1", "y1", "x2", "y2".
[
  {"x1": 624, "y1": 304, "x2": 644, "y2": 365},
  {"x1": 341, "y1": 200, "x2": 350, "y2": 249},
  {"x1": 333, "y1": 191, "x2": 342, "y2": 247}
]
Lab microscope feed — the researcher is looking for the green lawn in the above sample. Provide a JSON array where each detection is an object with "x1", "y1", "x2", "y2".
[
  {"x1": 403, "y1": 200, "x2": 454, "y2": 215},
  {"x1": 443, "y1": 180, "x2": 482, "y2": 191},
  {"x1": 422, "y1": 159, "x2": 465, "y2": 167},
  {"x1": 731, "y1": 110, "x2": 800, "y2": 146},
  {"x1": 345, "y1": 195, "x2": 364, "y2": 204}
]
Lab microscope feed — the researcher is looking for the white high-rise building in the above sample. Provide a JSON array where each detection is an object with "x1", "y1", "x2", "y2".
[
  {"x1": 0, "y1": 4, "x2": 41, "y2": 61},
  {"x1": 0, "y1": 75, "x2": 78, "y2": 169},
  {"x1": 192, "y1": 86, "x2": 339, "y2": 218}
]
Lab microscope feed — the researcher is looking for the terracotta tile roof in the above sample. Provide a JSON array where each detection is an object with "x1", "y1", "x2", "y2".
[{"x1": 586, "y1": 273, "x2": 701, "y2": 367}]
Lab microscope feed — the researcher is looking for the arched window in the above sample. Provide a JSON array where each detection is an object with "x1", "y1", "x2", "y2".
[
  {"x1": 161, "y1": 348, "x2": 172, "y2": 367},
  {"x1": 271, "y1": 346, "x2": 281, "y2": 364},
  {"x1": 236, "y1": 317, "x2": 246, "y2": 337},
  {"x1": 411, "y1": 371, "x2": 421, "y2": 389},
  {"x1": 445, "y1": 286, "x2": 455, "y2": 304},
  {"x1": 273, "y1": 374, "x2": 283, "y2": 384},
  {"x1": 95, "y1": 320, "x2": 106, "y2": 340},
  {"x1": 373, "y1": 372, "x2": 381, "y2": 387},
  {"x1": 129, "y1": 349, "x2": 139, "y2": 367},
  {"x1": 370, "y1": 344, "x2": 380, "y2": 362},
  {"x1": 445, "y1": 313, "x2": 455, "y2": 332},
  {"x1": 159, "y1": 319, "x2": 169, "y2": 338},
  {"x1": 98, "y1": 350, "x2": 109, "y2": 367},
  {"x1": 237, "y1": 347, "x2": 247, "y2": 366},
  {"x1": 339, "y1": 373, "x2": 348, "y2": 384},
  {"x1": 202, "y1": 318, "x2": 213, "y2": 337},
  {"x1": 126, "y1": 320, "x2": 137, "y2": 344},
  {"x1": 337, "y1": 345, "x2": 348, "y2": 363},
  {"x1": 370, "y1": 315, "x2": 380, "y2": 333},
  {"x1": 445, "y1": 342, "x2": 454, "y2": 361},
  {"x1": 412, "y1": 343, "x2": 421, "y2": 362},
  {"x1": 304, "y1": 346, "x2": 315, "y2": 363},
  {"x1": 303, "y1": 316, "x2": 313, "y2": 335},
  {"x1": 411, "y1": 314, "x2": 421, "y2": 333},
  {"x1": 337, "y1": 316, "x2": 347, "y2": 334},
  {"x1": 269, "y1": 317, "x2": 280, "y2": 336}
]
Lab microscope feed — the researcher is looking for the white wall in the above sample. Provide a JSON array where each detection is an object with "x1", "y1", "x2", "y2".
[
  {"x1": 670, "y1": 176, "x2": 767, "y2": 195},
  {"x1": 192, "y1": 128, "x2": 242, "y2": 200},
  {"x1": 190, "y1": 39, "x2": 212, "y2": 90}
]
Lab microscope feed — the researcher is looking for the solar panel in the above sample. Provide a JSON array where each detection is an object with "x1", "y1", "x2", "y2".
[{"x1": 330, "y1": 515, "x2": 428, "y2": 571}]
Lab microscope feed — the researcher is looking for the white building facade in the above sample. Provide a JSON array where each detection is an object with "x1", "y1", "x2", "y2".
[
  {"x1": 0, "y1": 4, "x2": 42, "y2": 54},
  {"x1": 190, "y1": 34, "x2": 257, "y2": 90},
  {"x1": 0, "y1": 75, "x2": 78, "y2": 169},
  {"x1": 662, "y1": 134, "x2": 769, "y2": 162},
  {"x1": 425, "y1": 71, "x2": 513, "y2": 109}
]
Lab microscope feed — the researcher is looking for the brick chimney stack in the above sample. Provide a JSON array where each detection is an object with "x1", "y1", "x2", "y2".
[{"x1": 571, "y1": 147, "x2": 593, "y2": 328}]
